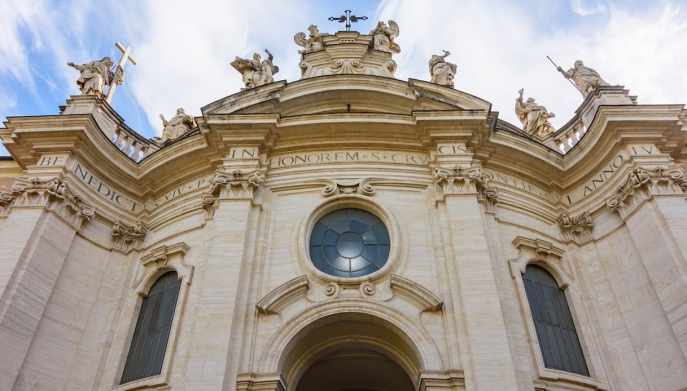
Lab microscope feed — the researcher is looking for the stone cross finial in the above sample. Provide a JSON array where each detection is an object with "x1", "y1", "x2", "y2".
[
  {"x1": 105, "y1": 42, "x2": 137, "y2": 103},
  {"x1": 328, "y1": 10, "x2": 368, "y2": 31}
]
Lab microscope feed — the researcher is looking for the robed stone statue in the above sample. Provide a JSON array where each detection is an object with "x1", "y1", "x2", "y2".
[
  {"x1": 557, "y1": 60, "x2": 609, "y2": 97},
  {"x1": 67, "y1": 57, "x2": 120, "y2": 96},
  {"x1": 231, "y1": 49, "x2": 279, "y2": 89},
  {"x1": 515, "y1": 88, "x2": 556, "y2": 138},
  {"x1": 429, "y1": 50, "x2": 457, "y2": 87},
  {"x1": 370, "y1": 20, "x2": 400, "y2": 54},
  {"x1": 294, "y1": 25, "x2": 324, "y2": 54},
  {"x1": 160, "y1": 108, "x2": 194, "y2": 142}
]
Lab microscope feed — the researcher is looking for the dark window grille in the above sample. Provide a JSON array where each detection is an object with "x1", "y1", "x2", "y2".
[
  {"x1": 121, "y1": 271, "x2": 181, "y2": 384},
  {"x1": 523, "y1": 265, "x2": 589, "y2": 376}
]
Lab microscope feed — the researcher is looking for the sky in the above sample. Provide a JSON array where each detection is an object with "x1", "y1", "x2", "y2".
[{"x1": 1, "y1": 0, "x2": 686, "y2": 157}]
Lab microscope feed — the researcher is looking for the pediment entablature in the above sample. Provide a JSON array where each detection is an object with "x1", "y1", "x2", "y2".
[{"x1": 202, "y1": 75, "x2": 491, "y2": 119}]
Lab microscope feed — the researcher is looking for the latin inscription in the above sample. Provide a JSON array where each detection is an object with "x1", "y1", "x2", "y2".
[
  {"x1": 151, "y1": 175, "x2": 213, "y2": 207},
  {"x1": 270, "y1": 150, "x2": 429, "y2": 168},
  {"x1": 565, "y1": 154, "x2": 624, "y2": 205},
  {"x1": 72, "y1": 161, "x2": 139, "y2": 212},
  {"x1": 37, "y1": 154, "x2": 67, "y2": 167},
  {"x1": 228, "y1": 147, "x2": 259, "y2": 160},
  {"x1": 437, "y1": 143, "x2": 468, "y2": 155},
  {"x1": 630, "y1": 144, "x2": 655, "y2": 156},
  {"x1": 485, "y1": 170, "x2": 551, "y2": 199}
]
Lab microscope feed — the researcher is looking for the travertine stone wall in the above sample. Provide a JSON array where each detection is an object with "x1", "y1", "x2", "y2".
[{"x1": 0, "y1": 80, "x2": 686, "y2": 391}]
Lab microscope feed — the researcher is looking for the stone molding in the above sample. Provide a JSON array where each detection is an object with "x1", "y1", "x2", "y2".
[
  {"x1": 606, "y1": 165, "x2": 686, "y2": 219},
  {"x1": 418, "y1": 370, "x2": 466, "y2": 391},
  {"x1": 0, "y1": 176, "x2": 95, "y2": 228},
  {"x1": 256, "y1": 275, "x2": 309, "y2": 315},
  {"x1": 510, "y1": 236, "x2": 568, "y2": 285},
  {"x1": 135, "y1": 242, "x2": 193, "y2": 294},
  {"x1": 390, "y1": 274, "x2": 443, "y2": 312},
  {"x1": 321, "y1": 178, "x2": 375, "y2": 197},
  {"x1": 257, "y1": 299, "x2": 445, "y2": 376},
  {"x1": 111, "y1": 220, "x2": 148, "y2": 253},
  {"x1": 236, "y1": 373, "x2": 285, "y2": 391},
  {"x1": 433, "y1": 166, "x2": 498, "y2": 212},
  {"x1": 255, "y1": 274, "x2": 443, "y2": 316},
  {"x1": 558, "y1": 211, "x2": 593, "y2": 244}
]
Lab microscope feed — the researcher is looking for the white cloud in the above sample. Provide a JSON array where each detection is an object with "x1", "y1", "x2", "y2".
[
  {"x1": 0, "y1": 0, "x2": 96, "y2": 98},
  {"x1": 2, "y1": 0, "x2": 685, "y2": 142},
  {"x1": 571, "y1": 0, "x2": 607, "y2": 16},
  {"x1": 376, "y1": 0, "x2": 687, "y2": 129},
  {"x1": 126, "y1": 0, "x2": 315, "y2": 135}
]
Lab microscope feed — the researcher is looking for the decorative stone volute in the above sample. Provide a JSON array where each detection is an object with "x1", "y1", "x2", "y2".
[
  {"x1": 298, "y1": 30, "x2": 398, "y2": 79},
  {"x1": 321, "y1": 178, "x2": 375, "y2": 197}
]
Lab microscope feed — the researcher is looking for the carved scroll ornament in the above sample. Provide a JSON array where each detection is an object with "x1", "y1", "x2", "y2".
[{"x1": 321, "y1": 178, "x2": 375, "y2": 197}]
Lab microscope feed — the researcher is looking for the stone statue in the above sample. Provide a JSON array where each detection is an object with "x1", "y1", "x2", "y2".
[
  {"x1": 67, "y1": 57, "x2": 119, "y2": 96},
  {"x1": 160, "y1": 108, "x2": 194, "y2": 142},
  {"x1": 370, "y1": 20, "x2": 400, "y2": 54},
  {"x1": 429, "y1": 50, "x2": 457, "y2": 87},
  {"x1": 294, "y1": 25, "x2": 324, "y2": 54},
  {"x1": 231, "y1": 49, "x2": 279, "y2": 89},
  {"x1": 557, "y1": 60, "x2": 609, "y2": 97},
  {"x1": 515, "y1": 88, "x2": 556, "y2": 138}
]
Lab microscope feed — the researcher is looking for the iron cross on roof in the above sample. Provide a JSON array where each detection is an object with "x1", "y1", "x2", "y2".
[{"x1": 328, "y1": 10, "x2": 368, "y2": 31}]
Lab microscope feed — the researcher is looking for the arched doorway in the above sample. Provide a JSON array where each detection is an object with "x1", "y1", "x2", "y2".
[
  {"x1": 279, "y1": 313, "x2": 421, "y2": 391},
  {"x1": 296, "y1": 345, "x2": 414, "y2": 391}
]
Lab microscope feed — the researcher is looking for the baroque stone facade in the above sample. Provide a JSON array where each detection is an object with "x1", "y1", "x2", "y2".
[{"x1": 1, "y1": 22, "x2": 687, "y2": 391}]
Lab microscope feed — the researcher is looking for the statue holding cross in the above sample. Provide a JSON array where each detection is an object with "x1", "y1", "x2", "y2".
[{"x1": 67, "y1": 42, "x2": 136, "y2": 102}]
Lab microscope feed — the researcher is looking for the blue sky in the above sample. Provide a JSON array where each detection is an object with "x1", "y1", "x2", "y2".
[{"x1": 1, "y1": 0, "x2": 686, "y2": 156}]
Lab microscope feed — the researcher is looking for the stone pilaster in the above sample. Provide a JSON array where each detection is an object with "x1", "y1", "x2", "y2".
[
  {"x1": 186, "y1": 151, "x2": 267, "y2": 390},
  {"x1": 433, "y1": 146, "x2": 517, "y2": 390},
  {"x1": 0, "y1": 176, "x2": 93, "y2": 390},
  {"x1": 606, "y1": 165, "x2": 687, "y2": 361}
]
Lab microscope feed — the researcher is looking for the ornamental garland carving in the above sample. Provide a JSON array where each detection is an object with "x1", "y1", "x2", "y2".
[
  {"x1": 558, "y1": 211, "x2": 593, "y2": 244},
  {"x1": 202, "y1": 168, "x2": 266, "y2": 215},
  {"x1": 606, "y1": 166, "x2": 686, "y2": 214},
  {"x1": 0, "y1": 176, "x2": 95, "y2": 225},
  {"x1": 112, "y1": 220, "x2": 148, "y2": 251},
  {"x1": 433, "y1": 166, "x2": 498, "y2": 211},
  {"x1": 321, "y1": 178, "x2": 375, "y2": 197}
]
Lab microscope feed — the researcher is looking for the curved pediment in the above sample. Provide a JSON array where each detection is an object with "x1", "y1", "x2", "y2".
[{"x1": 202, "y1": 75, "x2": 491, "y2": 118}]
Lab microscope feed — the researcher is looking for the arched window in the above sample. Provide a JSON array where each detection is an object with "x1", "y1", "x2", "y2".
[
  {"x1": 523, "y1": 265, "x2": 589, "y2": 376},
  {"x1": 121, "y1": 271, "x2": 181, "y2": 384}
]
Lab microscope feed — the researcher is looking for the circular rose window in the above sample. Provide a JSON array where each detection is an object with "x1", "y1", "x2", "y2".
[{"x1": 309, "y1": 208, "x2": 390, "y2": 278}]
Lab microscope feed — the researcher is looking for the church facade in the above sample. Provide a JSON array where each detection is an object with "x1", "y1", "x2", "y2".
[{"x1": 1, "y1": 20, "x2": 687, "y2": 391}]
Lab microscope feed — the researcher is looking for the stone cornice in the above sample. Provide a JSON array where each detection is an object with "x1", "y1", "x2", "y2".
[
  {"x1": 512, "y1": 236, "x2": 564, "y2": 259},
  {"x1": 140, "y1": 242, "x2": 190, "y2": 267},
  {"x1": 1, "y1": 75, "x2": 684, "y2": 228}
]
